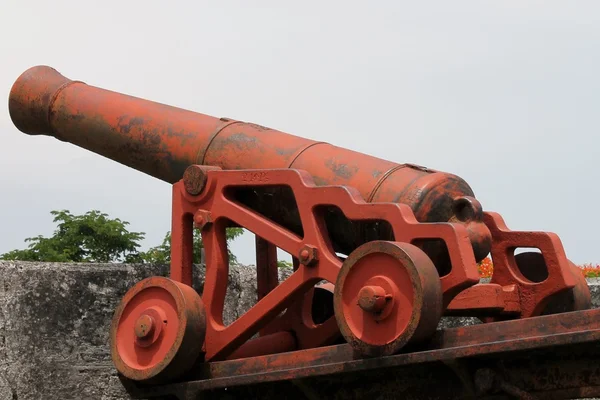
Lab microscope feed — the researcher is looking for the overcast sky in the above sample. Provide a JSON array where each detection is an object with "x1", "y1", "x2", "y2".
[{"x1": 0, "y1": 1, "x2": 598, "y2": 267}]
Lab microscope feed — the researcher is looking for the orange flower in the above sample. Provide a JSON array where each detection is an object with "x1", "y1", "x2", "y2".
[
  {"x1": 477, "y1": 257, "x2": 494, "y2": 278},
  {"x1": 579, "y1": 263, "x2": 600, "y2": 278}
]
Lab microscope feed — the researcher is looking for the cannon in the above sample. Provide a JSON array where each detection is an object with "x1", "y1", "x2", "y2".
[{"x1": 8, "y1": 66, "x2": 596, "y2": 399}]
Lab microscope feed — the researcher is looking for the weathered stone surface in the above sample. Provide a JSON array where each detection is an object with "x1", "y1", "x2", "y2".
[
  {"x1": 0, "y1": 261, "x2": 597, "y2": 399},
  {"x1": 0, "y1": 260, "x2": 265, "y2": 400}
]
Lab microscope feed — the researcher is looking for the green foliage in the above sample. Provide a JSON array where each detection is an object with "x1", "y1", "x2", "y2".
[
  {"x1": 0, "y1": 209, "x2": 244, "y2": 265},
  {"x1": 140, "y1": 228, "x2": 244, "y2": 264},
  {"x1": 0, "y1": 210, "x2": 145, "y2": 263},
  {"x1": 277, "y1": 259, "x2": 293, "y2": 269}
]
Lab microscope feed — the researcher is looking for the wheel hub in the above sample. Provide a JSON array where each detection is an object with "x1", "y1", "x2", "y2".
[
  {"x1": 133, "y1": 307, "x2": 166, "y2": 348},
  {"x1": 357, "y1": 285, "x2": 388, "y2": 314}
]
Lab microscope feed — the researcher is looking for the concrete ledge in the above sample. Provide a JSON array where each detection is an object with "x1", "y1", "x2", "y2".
[{"x1": 0, "y1": 261, "x2": 597, "y2": 399}]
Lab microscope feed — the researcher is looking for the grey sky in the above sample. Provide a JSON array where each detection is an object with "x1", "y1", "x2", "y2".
[{"x1": 0, "y1": 1, "x2": 598, "y2": 266}]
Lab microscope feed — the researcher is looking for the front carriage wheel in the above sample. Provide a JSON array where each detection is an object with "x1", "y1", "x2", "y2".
[{"x1": 110, "y1": 276, "x2": 206, "y2": 384}]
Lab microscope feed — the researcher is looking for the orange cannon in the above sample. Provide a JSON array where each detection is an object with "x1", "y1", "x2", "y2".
[{"x1": 8, "y1": 66, "x2": 592, "y2": 397}]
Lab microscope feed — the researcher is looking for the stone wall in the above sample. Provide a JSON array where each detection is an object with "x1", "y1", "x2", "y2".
[{"x1": 0, "y1": 261, "x2": 597, "y2": 399}]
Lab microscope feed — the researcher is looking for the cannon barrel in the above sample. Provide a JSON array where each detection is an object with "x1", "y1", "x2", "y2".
[{"x1": 8, "y1": 65, "x2": 492, "y2": 268}]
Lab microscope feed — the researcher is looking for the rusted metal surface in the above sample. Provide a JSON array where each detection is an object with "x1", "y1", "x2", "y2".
[
  {"x1": 183, "y1": 165, "x2": 220, "y2": 196},
  {"x1": 255, "y1": 237, "x2": 279, "y2": 304},
  {"x1": 10, "y1": 66, "x2": 597, "y2": 398},
  {"x1": 169, "y1": 166, "x2": 482, "y2": 362},
  {"x1": 9, "y1": 66, "x2": 493, "y2": 277},
  {"x1": 226, "y1": 331, "x2": 297, "y2": 360},
  {"x1": 515, "y1": 252, "x2": 592, "y2": 315},
  {"x1": 446, "y1": 212, "x2": 590, "y2": 320},
  {"x1": 483, "y1": 211, "x2": 582, "y2": 318},
  {"x1": 333, "y1": 241, "x2": 443, "y2": 357},
  {"x1": 122, "y1": 307, "x2": 600, "y2": 399},
  {"x1": 107, "y1": 165, "x2": 591, "y2": 396},
  {"x1": 110, "y1": 276, "x2": 207, "y2": 384}
]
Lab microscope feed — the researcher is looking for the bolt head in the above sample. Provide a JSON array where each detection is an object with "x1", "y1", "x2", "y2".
[
  {"x1": 298, "y1": 245, "x2": 318, "y2": 266},
  {"x1": 194, "y1": 210, "x2": 212, "y2": 229}
]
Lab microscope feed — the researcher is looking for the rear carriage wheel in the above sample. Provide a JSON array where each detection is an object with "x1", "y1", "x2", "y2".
[
  {"x1": 333, "y1": 241, "x2": 443, "y2": 357},
  {"x1": 110, "y1": 276, "x2": 206, "y2": 384}
]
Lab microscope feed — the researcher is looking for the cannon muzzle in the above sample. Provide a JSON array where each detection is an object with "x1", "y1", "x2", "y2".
[
  {"x1": 9, "y1": 65, "x2": 238, "y2": 183},
  {"x1": 8, "y1": 65, "x2": 492, "y2": 267}
]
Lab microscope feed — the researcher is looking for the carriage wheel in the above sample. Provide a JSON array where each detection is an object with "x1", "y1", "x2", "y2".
[
  {"x1": 110, "y1": 276, "x2": 206, "y2": 384},
  {"x1": 333, "y1": 241, "x2": 443, "y2": 357}
]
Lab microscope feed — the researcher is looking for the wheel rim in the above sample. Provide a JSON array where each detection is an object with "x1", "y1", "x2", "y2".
[
  {"x1": 334, "y1": 241, "x2": 442, "y2": 357},
  {"x1": 110, "y1": 276, "x2": 206, "y2": 384}
]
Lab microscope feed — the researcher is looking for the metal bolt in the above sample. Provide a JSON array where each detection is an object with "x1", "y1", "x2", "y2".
[
  {"x1": 298, "y1": 245, "x2": 318, "y2": 266},
  {"x1": 299, "y1": 249, "x2": 309, "y2": 260},
  {"x1": 194, "y1": 210, "x2": 213, "y2": 230}
]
